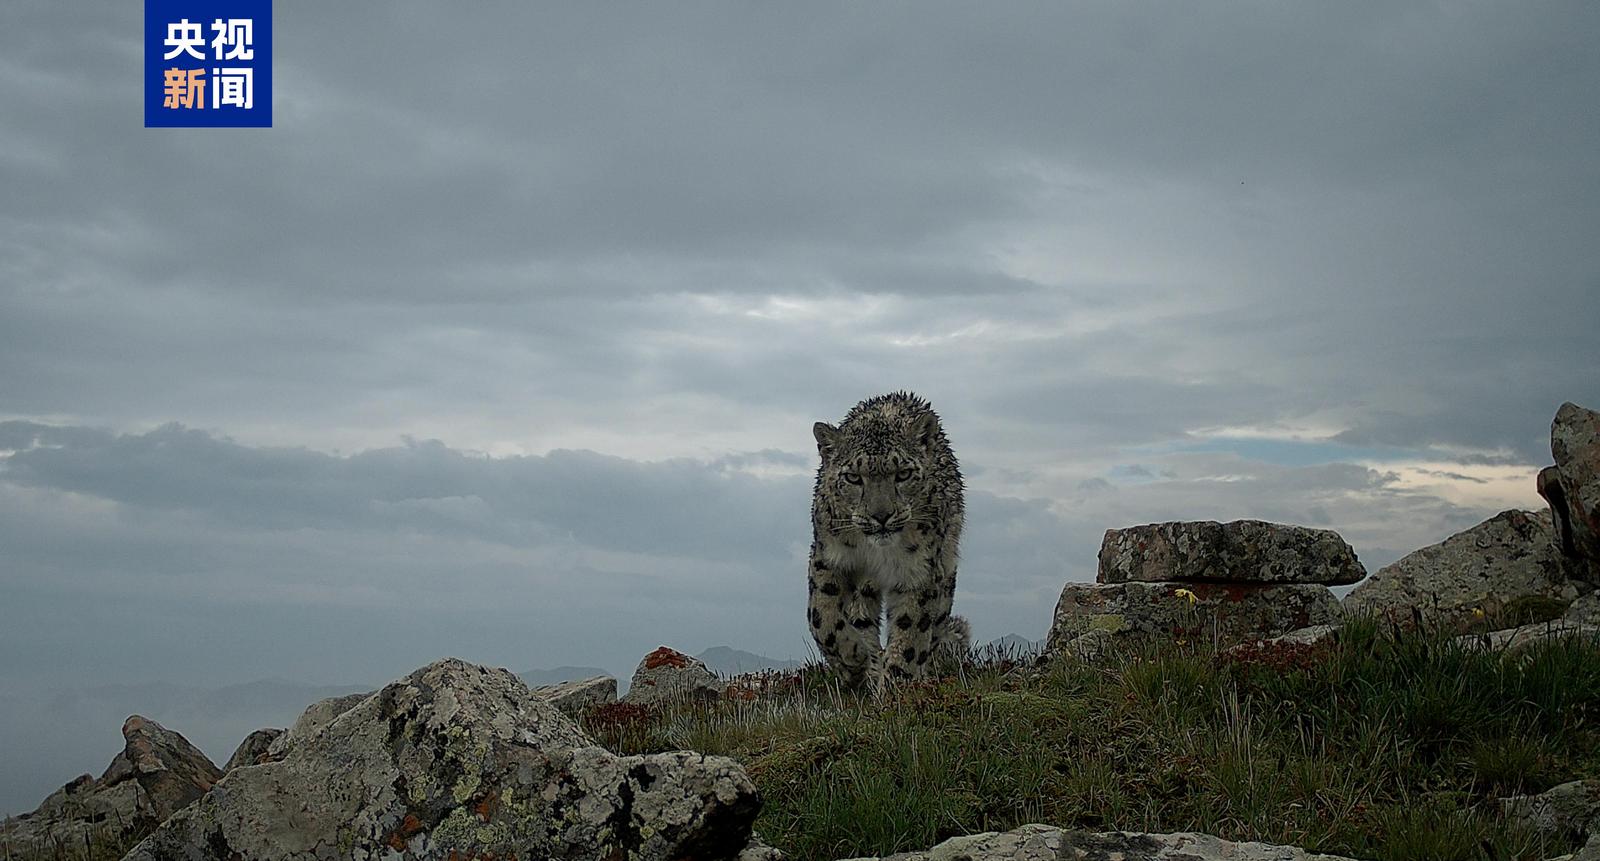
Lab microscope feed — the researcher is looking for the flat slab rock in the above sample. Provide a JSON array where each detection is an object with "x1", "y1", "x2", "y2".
[
  {"x1": 839, "y1": 823, "x2": 1358, "y2": 860},
  {"x1": 1099, "y1": 520, "x2": 1364, "y2": 586},
  {"x1": 124, "y1": 657, "x2": 760, "y2": 861},
  {"x1": 1048, "y1": 581, "x2": 1342, "y2": 652},
  {"x1": 1458, "y1": 622, "x2": 1600, "y2": 657},
  {"x1": 536, "y1": 674, "x2": 618, "y2": 716},
  {"x1": 1501, "y1": 778, "x2": 1600, "y2": 841},
  {"x1": 1343, "y1": 509, "x2": 1580, "y2": 630}
]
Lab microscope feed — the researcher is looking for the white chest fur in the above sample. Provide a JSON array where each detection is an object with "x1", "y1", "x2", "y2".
[{"x1": 822, "y1": 536, "x2": 928, "y2": 593}]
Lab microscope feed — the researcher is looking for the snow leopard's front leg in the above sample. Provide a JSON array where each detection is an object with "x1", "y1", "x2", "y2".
[
  {"x1": 808, "y1": 547, "x2": 882, "y2": 690},
  {"x1": 882, "y1": 550, "x2": 967, "y2": 684}
]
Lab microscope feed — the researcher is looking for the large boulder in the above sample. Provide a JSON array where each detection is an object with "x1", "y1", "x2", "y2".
[
  {"x1": 1541, "y1": 401, "x2": 1600, "y2": 584},
  {"x1": 124, "y1": 657, "x2": 760, "y2": 861},
  {"x1": 1047, "y1": 581, "x2": 1341, "y2": 652},
  {"x1": 1099, "y1": 520, "x2": 1365, "y2": 586},
  {"x1": 1343, "y1": 509, "x2": 1581, "y2": 630},
  {"x1": 621, "y1": 646, "x2": 722, "y2": 706},
  {"x1": 838, "y1": 824, "x2": 1358, "y2": 860},
  {"x1": 0, "y1": 715, "x2": 221, "y2": 854}
]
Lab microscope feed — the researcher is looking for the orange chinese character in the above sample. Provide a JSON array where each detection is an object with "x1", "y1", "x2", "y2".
[{"x1": 162, "y1": 67, "x2": 205, "y2": 109}]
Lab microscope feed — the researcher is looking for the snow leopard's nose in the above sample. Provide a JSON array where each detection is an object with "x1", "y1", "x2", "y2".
[{"x1": 870, "y1": 512, "x2": 894, "y2": 529}]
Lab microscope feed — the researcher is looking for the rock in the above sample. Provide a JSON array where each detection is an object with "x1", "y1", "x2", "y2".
[
  {"x1": 621, "y1": 646, "x2": 722, "y2": 706},
  {"x1": 124, "y1": 657, "x2": 760, "y2": 861},
  {"x1": 1343, "y1": 509, "x2": 1581, "y2": 630},
  {"x1": 1541, "y1": 402, "x2": 1600, "y2": 583},
  {"x1": 1099, "y1": 520, "x2": 1365, "y2": 586},
  {"x1": 263, "y1": 689, "x2": 371, "y2": 760},
  {"x1": 1047, "y1": 581, "x2": 1341, "y2": 652},
  {"x1": 839, "y1": 824, "x2": 1358, "y2": 860},
  {"x1": 222, "y1": 727, "x2": 284, "y2": 772},
  {"x1": 1459, "y1": 622, "x2": 1600, "y2": 656},
  {"x1": 1575, "y1": 834, "x2": 1600, "y2": 861},
  {"x1": 1502, "y1": 779, "x2": 1600, "y2": 842},
  {"x1": 1223, "y1": 624, "x2": 1342, "y2": 662},
  {"x1": 0, "y1": 716, "x2": 221, "y2": 855},
  {"x1": 536, "y1": 675, "x2": 618, "y2": 716},
  {"x1": 738, "y1": 833, "x2": 787, "y2": 860},
  {"x1": 109, "y1": 715, "x2": 224, "y2": 820},
  {"x1": 1567, "y1": 592, "x2": 1600, "y2": 626}
]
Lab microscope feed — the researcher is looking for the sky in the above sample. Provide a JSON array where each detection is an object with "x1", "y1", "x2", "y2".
[{"x1": 2, "y1": 0, "x2": 1598, "y2": 813}]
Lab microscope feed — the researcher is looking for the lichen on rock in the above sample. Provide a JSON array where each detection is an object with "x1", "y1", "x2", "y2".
[{"x1": 122, "y1": 657, "x2": 761, "y2": 861}]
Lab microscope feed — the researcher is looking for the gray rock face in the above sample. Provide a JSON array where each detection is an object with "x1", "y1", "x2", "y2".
[
  {"x1": 621, "y1": 646, "x2": 723, "y2": 706},
  {"x1": 124, "y1": 657, "x2": 760, "y2": 861},
  {"x1": 0, "y1": 715, "x2": 221, "y2": 855},
  {"x1": 1047, "y1": 582, "x2": 1342, "y2": 653},
  {"x1": 1541, "y1": 402, "x2": 1600, "y2": 584},
  {"x1": 1099, "y1": 520, "x2": 1365, "y2": 586},
  {"x1": 1501, "y1": 779, "x2": 1600, "y2": 842},
  {"x1": 263, "y1": 690, "x2": 372, "y2": 760},
  {"x1": 1343, "y1": 509, "x2": 1580, "y2": 630},
  {"x1": 536, "y1": 675, "x2": 618, "y2": 716},
  {"x1": 839, "y1": 824, "x2": 1358, "y2": 860},
  {"x1": 223, "y1": 727, "x2": 284, "y2": 772}
]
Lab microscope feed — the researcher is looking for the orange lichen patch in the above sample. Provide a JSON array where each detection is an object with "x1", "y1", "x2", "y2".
[
  {"x1": 642, "y1": 646, "x2": 693, "y2": 670},
  {"x1": 385, "y1": 813, "x2": 425, "y2": 851},
  {"x1": 474, "y1": 789, "x2": 500, "y2": 822}
]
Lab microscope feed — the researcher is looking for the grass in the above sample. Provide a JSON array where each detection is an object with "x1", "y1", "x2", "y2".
[{"x1": 582, "y1": 618, "x2": 1600, "y2": 861}]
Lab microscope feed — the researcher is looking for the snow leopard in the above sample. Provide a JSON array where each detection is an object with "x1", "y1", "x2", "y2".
[{"x1": 808, "y1": 391, "x2": 969, "y2": 690}]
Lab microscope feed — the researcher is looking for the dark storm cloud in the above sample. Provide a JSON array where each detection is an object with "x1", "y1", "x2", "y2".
[{"x1": 3, "y1": 1, "x2": 1595, "y2": 454}]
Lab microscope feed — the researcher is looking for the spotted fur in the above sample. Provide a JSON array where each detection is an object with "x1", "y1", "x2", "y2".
[{"x1": 808, "y1": 391, "x2": 968, "y2": 691}]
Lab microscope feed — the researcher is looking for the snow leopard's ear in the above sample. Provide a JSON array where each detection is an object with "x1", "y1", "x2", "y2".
[
  {"x1": 908, "y1": 412, "x2": 939, "y2": 449},
  {"x1": 813, "y1": 422, "x2": 842, "y2": 458}
]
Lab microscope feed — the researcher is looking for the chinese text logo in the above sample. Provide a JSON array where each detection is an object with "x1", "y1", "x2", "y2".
[{"x1": 145, "y1": 0, "x2": 272, "y2": 127}]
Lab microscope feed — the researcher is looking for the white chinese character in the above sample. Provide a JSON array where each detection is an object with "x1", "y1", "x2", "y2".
[
  {"x1": 162, "y1": 19, "x2": 205, "y2": 60},
  {"x1": 210, "y1": 18, "x2": 254, "y2": 61},
  {"x1": 212, "y1": 67, "x2": 253, "y2": 109}
]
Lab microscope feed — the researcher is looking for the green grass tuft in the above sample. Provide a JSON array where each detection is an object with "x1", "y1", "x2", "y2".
[{"x1": 584, "y1": 620, "x2": 1600, "y2": 861}]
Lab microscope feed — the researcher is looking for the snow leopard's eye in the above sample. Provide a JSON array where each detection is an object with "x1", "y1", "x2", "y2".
[
  {"x1": 842, "y1": 471, "x2": 862, "y2": 485},
  {"x1": 894, "y1": 468, "x2": 914, "y2": 482}
]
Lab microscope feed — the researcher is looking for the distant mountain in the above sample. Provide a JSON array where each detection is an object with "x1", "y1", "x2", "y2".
[
  {"x1": 981, "y1": 633, "x2": 1043, "y2": 655},
  {"x1": 516, "y1": 666, "x2": 612, "y2": 688},
  {"x1": 695, "y1": 646, "x2": 803, "y2": 676}
]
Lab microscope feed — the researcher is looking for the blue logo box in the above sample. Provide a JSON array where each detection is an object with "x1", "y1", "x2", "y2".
[{"x1": 144, "y1": 0, "x2": 272, "y2": 127}]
